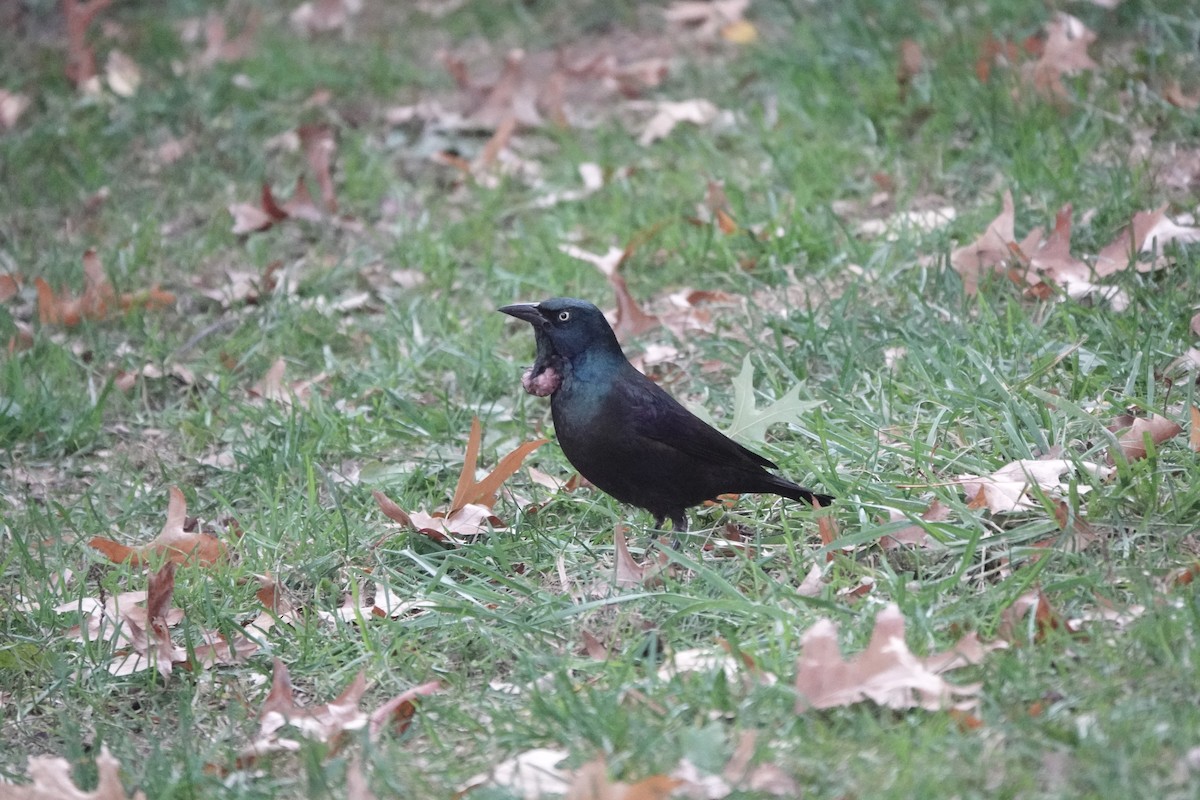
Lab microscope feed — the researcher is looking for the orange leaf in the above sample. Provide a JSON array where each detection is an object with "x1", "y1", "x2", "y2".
[
  {"x1": 1190, "y1": 406, "x2": 1200, "y2": 453},
  {"x1": 450, "y1": 417, "x2": 484, "y2": 511}
]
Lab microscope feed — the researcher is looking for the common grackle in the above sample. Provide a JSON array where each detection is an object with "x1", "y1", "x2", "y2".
[{"x1": 500, "y1": 297, "x2": 832, "y2": 532}]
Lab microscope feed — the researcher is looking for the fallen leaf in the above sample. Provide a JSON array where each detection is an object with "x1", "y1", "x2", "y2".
[
  {"x1": 290, "y1": 0, "x2": 361, "y2": 35},
  {"x1": 717, "y1": 354, "x2": 822, "y2": 444},
  {"x1": 880, "y1": 499, "x2": 951, "y2": 550},
  {"x1": 1026, "y1": 13, "x2": 1098, "y2": 102},
  {"x1": 367, "y1": 680, "x2": 442, "y2": 740},
  {"x1": 248, "y1": 357, "x2": 327, "y2": 409},
  {"x1": 614, "y1": 525, "x2": 666, "y2": 588},
  {"x1": 1164, "y1": 80, "x2": 1200, "y2": 111},
  {"x1": 956, "y1": 458, "x2": 1112, "y2": 514},
  {"x1": 664, "y1": 0, "x2": 751, "y2": 42},
  {"x1": 950, "y1": 190, "x2": 1019, "y2": 293},
  {"x1": 63, "y1": 0, "x2": 114, "y2": 89},
  {"x1": 559, "y1": 243, "x2": 660, "y2": 342},
  {"x1": 458, "y1": 748, "x2": 571, "y2": 799},
  {"x1": 104, "y1": 49, "x2": 141, "y2": 97},
  {"x1": 635, "y1": 99, "x2": 721, "y2": 146},
  {"x1": 794, "y1": 603, "x2": 999, "y2": 712},
  {"x1": 896, "y1": 38, "x2": 923, "y2": 100},
  {"x1": 0, "y1": 745, "x2": 147, "y2": 800},
  {"x1": 373, "y1": 418, "x2": 546, "y2": 544},
  {"x1": 0, "y1": 89, "x2": 31, "y2": 130},
  {"x1": 1191, "y1": 406, "x2": 1200, "y2": 453},
  {"x1": 998, "y1": 589, "x2": 1073, "y2": 644},
  {"x1": 89, "y1": 486, "x2": 226, "y2": 566},
  {"x1": 1107, "y1": 411, "x2": 1182, "y2": 462},
  {"x1": 1094, "y1": 205, "x2": 1200, "y2": 275},
  {"x1": 36, "y1": 249, "x2": 173, "y2": 326},
  {"x1": 237, "y1": 660, "x2": 368, "y2": 767},
  {"x1": 190, "y1": 11, "x2": 260, "y2": 69},
  {"x1": 565, "y1": 758, "x2": 681, "y2": 800}
]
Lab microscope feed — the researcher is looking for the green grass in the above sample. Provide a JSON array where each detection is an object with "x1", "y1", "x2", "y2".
[{"x1": 3, "y1": 0, "x2": 1200, "y2": 797}]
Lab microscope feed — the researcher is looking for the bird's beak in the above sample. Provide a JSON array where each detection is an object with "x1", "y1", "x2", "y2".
[{"x1": 498, "y1": 303, "x2": 545, "y2": 326}]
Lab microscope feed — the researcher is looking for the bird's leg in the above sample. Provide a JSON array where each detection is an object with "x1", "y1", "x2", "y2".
[{"x1": 668, "y1": 513, "x2": 687, "y2": 550}]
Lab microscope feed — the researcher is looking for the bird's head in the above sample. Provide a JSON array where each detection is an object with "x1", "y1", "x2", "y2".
[{"x1": 499, "y1": 297, "x2": 621, "y2": 361}]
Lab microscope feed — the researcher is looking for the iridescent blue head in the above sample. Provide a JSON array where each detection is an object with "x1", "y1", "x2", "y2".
[{"x1": 499, "y1": 297, "x2": 622, "y2": 361}]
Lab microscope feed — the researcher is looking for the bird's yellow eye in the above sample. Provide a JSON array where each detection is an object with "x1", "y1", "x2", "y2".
[{"x1": 557, "y1": 311, "x2": 571, "y2": 322}]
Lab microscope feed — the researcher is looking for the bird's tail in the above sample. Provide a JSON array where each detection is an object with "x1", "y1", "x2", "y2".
[{"x1": 762, "y1": 475, "x2": 834, "y2": 507}]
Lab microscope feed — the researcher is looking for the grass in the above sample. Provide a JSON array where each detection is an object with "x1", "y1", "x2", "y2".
[{"x1": 3, "y1": 0, "x2": 1200, "y2": 797}]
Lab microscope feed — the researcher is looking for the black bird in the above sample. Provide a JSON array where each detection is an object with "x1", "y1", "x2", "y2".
[{"x1": 499, "y1": 297, "x2": 832, "y2": 532}]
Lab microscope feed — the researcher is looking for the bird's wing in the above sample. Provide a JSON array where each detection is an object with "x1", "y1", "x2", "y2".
[{"x1": 613, "y1": 370, "x2": 777, "y2": 470}]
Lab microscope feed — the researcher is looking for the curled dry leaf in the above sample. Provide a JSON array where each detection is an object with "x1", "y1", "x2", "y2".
[
  {"x1": 559, "y1": 242, "x2": 660, "y2": 342},
  {"x1": 1094, "y1": 205, "x2": 1200, "y2": 275},
  {"x1": 1025, "y1": 13, "x2": 1098, "y2": 102},
  {"x1": 794, "y1": 603, "x2": 1001, "y2": 712},
  {"x1": 634, "y1": 98, "x2": 721, "y2": 146},
  {"x1": 248, "y1": 357, "x2": 327, "y2": 409},
  {"x1": 290, "y1": 0, "x2": 361, "y2": 35},
  {"x1": 457, "y1": 748, "x2": 571, "y2": 799},
  {"x1": 1107, "y1": 411, "x2": 1182, "y2": 462},
  {"x1": 998, "y1": 589, "x2": 1073, "y2": 644},
  {"x1": 880, "y1": 498, "x2": 952, "y2": 550},
  {"x1": 0, "y1": 88, "x2": 31, "y2": 130},
  {"x1": 373, "y1": 417, "x2": 546, "y2": 544},
  {"x1": 613, "y1": 525, "x2": 667, "y2": 588},
  {"x1": 664, "y1": 0, "x2": 751, "y2": 42},
  {"x1": 37, "y1": 249, "x2": 174, "y2": 327},
  {"x1": 89, "y1": 486, "x2": 226, "y2": 566},
  {"x1": 367, "y1": 680, "x2": 442, "y2": 740},
  {"x1": 956, "y1": 458, "x2": 1112, "y2": 514},
  {"x1": 236, "y1": 659, "x2": 367, "y2": 767},
  {"x1": 0, "y1": 745, "x2": 147, "y2": 800}
]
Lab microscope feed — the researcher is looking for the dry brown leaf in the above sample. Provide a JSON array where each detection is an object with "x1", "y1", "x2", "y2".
[
  {"x1": 37, "y1": 249, "x2": 173, "y2": 326},
  {"x1": 565, "y1": 758, "x2": 681, "y2": 800},
  {"x1": 89, "y1": 486, "x2": 226, "y2": 566},
  {"x1": 897, "y1": 38, "x2": 923, "y2": 100},
  {"x1": 0, "y1": 745, "x2": 147, "y2": 800},
  {"x1": 1026, "y1": 13, "x2": 1098, "y2": 102},
  {"x1": 1094, "y1": 205, "x2": 1200, "y2": 275},
  {"x1": 290, "y1": 0, "x2": 360, "y2": 35},
  {"x1": 457, "y1": 748, "x2": 571, "y2": 799},
  {"x1": 664, "y1": 0, "x2": 751, "y2": 42},
  {"x1": 950, "y1": 190, "x2": 1020, "y2": 293},
  {"x1": 104, "y1": 49, "x2": 141, "y2": 97},
  {"x1": 63, "y1": 0, "x2": 114, "y2": 89},
  {"x1": 794, "y1": 603, "x2": 997, "y2": 712},
  {"x1": 373, "y1": 418, "x2": 546, "y2": 544},
  {"x1": 1190, "y1": 406, "x2": 1200, "y2": 453},
  {"x1": 613, "y1": 525, "x2": 666, "y2": 588},
  {"x1": 998, "y1": 589, "x2": 1074, "y2": 644},
  {"x1": 880, "y1": 498, "x2": 951, "y2": 550},
  {"x1": 0, "y1": 88, "x2": 31, "y2": 130},
  {"x1": 558, "y1": 243, "x2": 661, "y2": 342},
  {"x1": 1163, "y1": 80, "x2": 1200, "y2": 111},
  {"x1": 955, "y1": 458, "x2": 1112, "y2": 514},
  {"x1": 299, "y1": 124, "x2": 337, "y2": 212},
  {"x1": 1107, "y1": 411, "x2": 1183, "y2": 462},
  {"x1": 635, "y1": 99, "x2": 720, "y2": 146},
  {"x1": 0, "y1": 272, "x2": 21, "y2": 302},
  {"x1": 1023, "y1": 204, "x2": 1129, "y2": 309},
  {"x1": 237, "y1": 659, "x2": 368, "y2": 766},
  {"x1": 367, "y1": 680, "x2": 442, "y2": 740},
  {"x1": 191, "y1": 11, "x2": 260, "y2": 69}
]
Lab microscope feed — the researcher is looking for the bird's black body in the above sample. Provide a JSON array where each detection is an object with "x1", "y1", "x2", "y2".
[{"x1": 500, "y1": 297, "x2": 831, "y2": 531}]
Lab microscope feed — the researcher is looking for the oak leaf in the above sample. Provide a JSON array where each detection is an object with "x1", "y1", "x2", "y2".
[
  {"x1": 794, "y1": 603, "x2": 999, "y2": 712},
  {"x1": 0, "y1": 745, "x2": 146, "y2": 800},
  {"x1": 374, "y1": 418, "x2": 546, "y2": 544},
  {"x1": 89, "y1": 486, "x2": 226, "y2": 566}
]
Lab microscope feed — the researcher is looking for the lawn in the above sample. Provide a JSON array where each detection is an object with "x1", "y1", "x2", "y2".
[{"x1": 2, "y1": 0, "x2": 1200, "y2": 797}]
